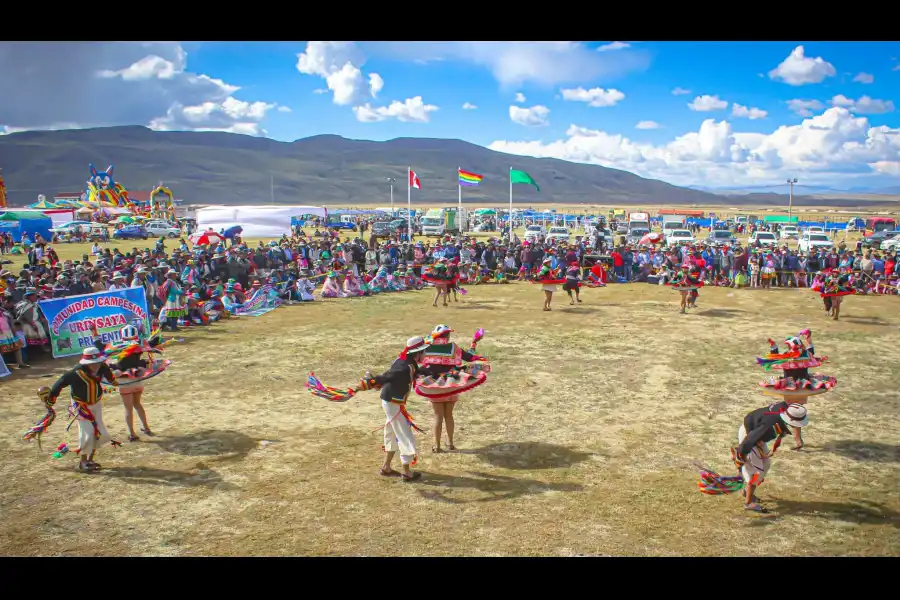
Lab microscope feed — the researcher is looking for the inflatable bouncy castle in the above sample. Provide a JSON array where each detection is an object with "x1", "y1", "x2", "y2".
[
  {"x1": 149, "y1": 184, "x2": 176, "y2": 220},
  {"x1": 0, "y1": 167, "x2": 7, "y2": 209},
  {"x1": 86, "y1": 164, "x2": 132, "y2": 208}
]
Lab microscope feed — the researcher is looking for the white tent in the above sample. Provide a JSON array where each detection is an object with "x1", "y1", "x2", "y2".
[{"x1": 196, "y1": 205, "x2": 328, "y2": 238}]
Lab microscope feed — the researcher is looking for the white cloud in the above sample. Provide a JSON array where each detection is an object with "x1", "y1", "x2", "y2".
[
  {"x1": 830, "y1": 94, "x2": 895, "y2": 115},
  {"x1": 362, "y1": 41, "x2": 651, "y2": 87},
  {"x1": 560, "y1": 87, "x2": 625, "y2": 108},
  {"x1": 688, "y1": 95, "x2": 728, "y2": 112},
  {"x1": 732, "y1": 103, "x2": 768, "y2": 120},
  {"x1": 353, "y1": 96, "x2": 438, "y2": 123},
  {"x1": 295, "y1": 41, "x2": 382, "y2": 106},
  {"x1": 149, "y1": 97, "x2": 276, "y2": 136},
  {"x1": 277, "y1": 106, "x2": 292, "y2": 113},
  {"x1": 853, "y1": 72, "x2": 874, "y2": 84},
  {"x1": 671, "y1": 87, "x2": 692, "y2": 95},
  {"x1": 635, "y1": 121, "x2": 661, "y2": 130},
  {"x1": 515, "y1": 92, "x2": 526, "y2": 103},
  {"x1": 509, "y1": 105, "x2": 550, "y2": 127},
  {"x1": 488, "y1": 107, "x2": 900, "y2": 187},
  {"x1": 597, "y1": 42, "x2": 630, "y2": 52},
  {"x1": 312, "y1": 88, "x2": 329, "y2": 94},
  {"x1": 787, "y1": 99, "x2": 824, "y2": 117},
  {"x1": 768, "y1": 45, "x2": 836, "y2": 86},
  {"x1": 0, "y1": 42, "x2": 274, "y2": 135},
  {"x1": 462, "y1": 102, "x2": 477, "y2": 110}
]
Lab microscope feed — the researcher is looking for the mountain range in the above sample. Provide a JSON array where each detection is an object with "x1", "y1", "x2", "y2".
[{"x1": 0, "y1": 126, "x2": 894, "y2": 208}]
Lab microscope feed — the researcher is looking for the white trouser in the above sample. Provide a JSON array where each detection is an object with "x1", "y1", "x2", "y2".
[
  {"x1": 382, "y1": 400, "x2": 417, "y2": 465},
  {"x1": 737, "y1": 424, "x2": 770, "y2": 484},
  {"x1": 77, "y1": 401, "x2": 111, "y2": 456}
]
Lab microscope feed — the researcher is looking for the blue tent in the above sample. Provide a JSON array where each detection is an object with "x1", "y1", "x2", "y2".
[{"x1": 0, "y1": 211, "x2": 54, "y2": 242}]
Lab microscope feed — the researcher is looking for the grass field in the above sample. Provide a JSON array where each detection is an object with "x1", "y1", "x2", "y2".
[{"x1": 2, "y1": 236, "x2": 900, "y2": 556}]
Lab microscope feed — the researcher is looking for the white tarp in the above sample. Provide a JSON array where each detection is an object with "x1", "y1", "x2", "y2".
[{"x1": 196, "y1": 205, "x2": 327, "y2": 238}]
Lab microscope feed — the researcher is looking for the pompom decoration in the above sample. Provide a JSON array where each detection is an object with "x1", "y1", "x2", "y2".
[{"x1": 306, "y1": 372, "x2": 356, "y2": 402}]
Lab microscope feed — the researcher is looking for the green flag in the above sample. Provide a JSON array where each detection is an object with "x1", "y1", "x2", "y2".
[{"x1": 510, "y1": 169, "x2": 540, "y2": 192}]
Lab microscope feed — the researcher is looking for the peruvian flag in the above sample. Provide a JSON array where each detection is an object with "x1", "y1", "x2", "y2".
[{"x1": 409, "y1": 169, "x2": 421, "y2": 189}]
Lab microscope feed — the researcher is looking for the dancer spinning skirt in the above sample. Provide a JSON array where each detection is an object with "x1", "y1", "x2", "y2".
[
  {"x1": 533, "y1": 259, "x2": 565, "y2": 311},
  {"x1": 563, "y1": 261, "x2": 583, "y2": 305},
  {"x1": 760, "y1": 254, "x2": 777, "y2": 288},
  {"x1": 756, "y1": 329, "x2": 835, "y2": 449},
  {"x1": 416, "y1": 325, "x2": 490, "y2": 453},
  {"x1": 819, "y1": 268, "x2": 854, "y2": 321},
  {"x1": 423, "y1": 262, "x2": 457, "y2": 307},
  {"x1": 667, "y1": 265, "x2": 704, "y2": 313}
]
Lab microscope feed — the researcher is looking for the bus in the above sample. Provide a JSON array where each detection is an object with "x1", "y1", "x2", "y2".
[{"x1": 865, "y1": 217, "x2": 897, "y2": 233}]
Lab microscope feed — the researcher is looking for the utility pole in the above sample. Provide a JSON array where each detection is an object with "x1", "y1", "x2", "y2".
[
  {"x1": 386, "y1": 177, "x2": 395, "y2": 215},
  {"x1": 787, "y1": 178, "x2": 797, "y2": 222},
  {"x1": 270, "y1": 173, "x2": 275, "y2": 205}
]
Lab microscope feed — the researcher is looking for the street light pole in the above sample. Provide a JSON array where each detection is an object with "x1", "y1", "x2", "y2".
[
  {"x1": 386, "y1": 177, "x2": 395, "y2": 215},
  {"x1": 787, "y1": 178, "x2": 798, "y2": 222}
]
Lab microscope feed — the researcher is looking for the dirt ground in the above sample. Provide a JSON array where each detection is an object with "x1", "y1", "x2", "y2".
[{"x1": 1, "y1": 262, "x2": 899, "y2": 555}]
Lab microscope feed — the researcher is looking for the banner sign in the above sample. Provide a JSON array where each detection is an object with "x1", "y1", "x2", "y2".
[{"x1": 38, "y1": 288, "x2": 151, "y2": 358}]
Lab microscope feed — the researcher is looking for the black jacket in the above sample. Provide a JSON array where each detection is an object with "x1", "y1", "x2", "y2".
[
  {"x1": 360, "y1": 357, "x2": 419, "y2": 402},
  {"x1": 738, "y1": 402, "x2": 791, "y2": 457},
  {"x1": 49, "y1": 364, "x2": 117, "y2": 405}
]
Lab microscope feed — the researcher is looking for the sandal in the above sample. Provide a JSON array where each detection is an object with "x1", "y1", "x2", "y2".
[
  {"x1": 76, "y1": 462, "x2": 98, "y2": 473},
  {"x1": 128, "y1": 434, "x2": 140, "y2": 442},
  {"x1": 401, "y1": 472, "x2": 422, "y2": 482},
  {"x1": 17, "y1": 364, "x2": 31, "y2": 369},
  {"x1": 744, "y1": 503, "x2": 768, "y2": 514},
  {"x1": 379, "y1": 468, "x2": 401, "y2": 477},
  {"x1": 792, "y1": 442, "x2": 804, "y2": 451},
  {"x1": 141, "y1": 428, "x2": 155, "y2": 436},
  {"x1": 447, "y1": 444, "x2": 456, "y2": 451},
  {"x1": 432, "y1": 446, "x2": 442, "y2": 453}
]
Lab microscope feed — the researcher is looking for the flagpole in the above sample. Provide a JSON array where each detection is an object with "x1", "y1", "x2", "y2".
[
  {"x1": 407, "y1": 166, "x2": 413, "y2": 242},
  {"x1": 509, "y1": 166, "x2": 513, "y2": 239},
  {"x1": 457, "y1": 166, "x2": 463, "y2": 233}
]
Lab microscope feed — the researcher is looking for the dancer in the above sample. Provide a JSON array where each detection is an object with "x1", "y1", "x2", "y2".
[
  {"x1": 416, "y1": 325, "x2": 490, "y2": 452},
  {"x1": 158, "y1": 270, "x2": 186, "y2": 331},
  {"x1": 306, "y1": 336, "x2": 431, "y2": 481},
  {"x1": 667, "y1": 265, "x2": 703, "y2": 313},
  {"x1": 24, "y1": 347, "x2": 121, "y2": 473},
  {"x1": 563, "y1": 261, "x2": 583, "y2": 305},
  {"x1": 423, "y1": 261, "x2": 455, "y2": 307},
  {"x1": 15, "y1": 287, "x2": 50, "y2": 351},
  {"x1": 756, "y1": 329, "x2": 835, "y2": 450},
  {"x1": 534, "y1": 258, "x2": 565, "y2": 311},
  {"x1": 696, "y1": 402, "x2": 808, "y2": 514},
  {"x1": 820, "y1": 268, "x2": 854, "y2": 321},
  {"x1": 93, "y1": 324, "x2": 171, "y2": 442}
]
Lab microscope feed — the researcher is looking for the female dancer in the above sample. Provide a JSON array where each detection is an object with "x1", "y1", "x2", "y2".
[
  {"x1": 15, "y1": 288, "x2": 50, "y2": 351},
  {"x1": 416, "y1": 325, "x2": 489, "y2": 452},
  {"x1": 535, "y1": 258, "x2": 564, "y2": 311},
  {"x1": 158, "y1": 270, "x2": 186, "y2": 331},
  {"x1": 760, "y1": 252, "x2": 776, "y2": 289},
  {"x1": 668, "y1": 265, "x2": 702, "y2": 313},
  {"x1": 563, "y1": 261, "x2": 583, "y2": 305},
  {"x1": 1, "y1": 292, "x2": 28, "y2": 369},
  {"x1": 820, "y1": 268, "x2": 854, "y2": 321},
  {"x1": 423, "y1": 262, "x2": 455, "y2": 307}
]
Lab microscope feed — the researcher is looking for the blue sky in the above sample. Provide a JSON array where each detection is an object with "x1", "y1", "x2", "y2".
[{"x1": 3, "y1": 41, "x2": 900, "y2": 189}]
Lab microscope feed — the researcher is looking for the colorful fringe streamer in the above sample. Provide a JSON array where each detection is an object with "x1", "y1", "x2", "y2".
[
  {"x1": 306, "y1": 372, "x2": 357, "y2": 402},
  {"x1": 695, "y1": 464, "x2": 746, "y2": 495},
  {"x1": 23, "y1": 407, "x2": 57, "y2": 449}
]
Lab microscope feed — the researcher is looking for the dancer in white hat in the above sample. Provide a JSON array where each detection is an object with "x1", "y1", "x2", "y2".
[
  {"x1": 733, "y1": 402, "x2": 808, "y2": 513},
  {"x1": 42, "y1": 347, "x2": 121, "y2": 473},
  {"x1": 356, "y1": 336, "x2": 431, "y2": 481}
]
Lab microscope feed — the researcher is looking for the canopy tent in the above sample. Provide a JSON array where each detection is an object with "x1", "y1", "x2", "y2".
[
  {"x1": 474, "y1": 208, "x2": 497, "y2": 216},
  {"x1": 0, "y1": 211, "x2": 54, "y2": 242},
  {"x1": 197, "y1": 205, "x2": 328, "y2": 238},
  {"x1": 763, "y1": 215, "x2": 799, "y2": 223},
  {"x1": 28, "y1": 198, "x2": 61, "y2": 209}
]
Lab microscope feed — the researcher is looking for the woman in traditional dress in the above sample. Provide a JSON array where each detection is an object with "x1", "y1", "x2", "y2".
[
  {"x1": 416, "y1": 325, "x2": 489, "y2": 452},
  {"x1": 667, "y1": 264, "x2": 703, "y2": 313},
  {"x1": 756, "y1": 329, "x2": 835, "y2": 450},
  {"x1": 820, "y1": 268, "x2": 854, "y2": 321},
  {"x1": 295, "y1": 271, "x2": 316, "y2": 301},
  {"x1": 760, "y1": 253, "x2": 776, "y2": 289},
  {"x1": 343, "y1": 271, "x2": 366, "y2": 297},
  {"x1": 563, "y1": 260, "x2": 583, "y2": 305},
  {"x1": 158, "y1": 270, "x2": 186, "y2": 331},
  {"x1": 14, "y1": 288, "x2": 50, "y2": 351},
  {"x1": 535, "y1": 258, "x2": 564, "y2": 311},
  {"x1": 1, "y1": 291, "x2": 28, "y2": 368},
  {"x1": 320, "y1": 270, "x2": 345, "y2": 298},
  {"x1": 423, "y1": 262, "x2": 454, "y2": 307}
]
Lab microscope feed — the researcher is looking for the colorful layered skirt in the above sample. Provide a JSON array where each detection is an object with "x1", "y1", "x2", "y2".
[
  {"x1": 759, "y1": 372, "x2": 836, "y2": 398},
  {"x1": 415, "y1": 363, "x2": 491, "y2": 401},
  {"x1": 110, "y1": 358, "x2": 172, "y2": 386}
]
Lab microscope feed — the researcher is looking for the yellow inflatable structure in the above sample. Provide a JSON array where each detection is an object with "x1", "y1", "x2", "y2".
[
  {"x1": 149, "y1": 185, "x2": 176, "y2": 219},
  {"x1": 86, "y1": 164, "x2": 132, "y2": 208},
  {"x1": 0, "y1": 167, "x2": 7, "y2": 209}
]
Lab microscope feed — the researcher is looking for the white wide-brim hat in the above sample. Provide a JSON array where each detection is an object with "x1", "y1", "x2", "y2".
[
  {"x1": 79, "y1": 347, "x2": 107, "y2": 365},
  {"x1": 781, "y1": 403, "x2": 809, "y2": 428},
  {"x1": 405, "y1": 336, "x2": 429, "y2": 354}
]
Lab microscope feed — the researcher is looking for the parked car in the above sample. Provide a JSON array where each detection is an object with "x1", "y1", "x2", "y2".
[
  {"x1": 804, "y1": 226, "x2": 825, "y2": 235},
  {"x1": 862, "y1": 230, "x2": 900, "y2": 248},
  {"x1": 779, "y1": 225, "x2": 800, "y2": 240},
  {"x1": 370, "y1": 221, "x2": 393, "y2": 237},
  {"x1": 50, "y1": 220, "x2": 94, "y2": 234},
  {"x1": 706, "y1": 229, "x2": 738, "y2": 247},
  {"x1": 112, "y1": 225, "x2": 149, "y2": 240},
  {"x1": 546, "y1": 227, "x2": 571, "y2": 244},
  {"x1": 749, "y1": 231, "x2": 778, "y2": 247},
  {"x1": 798, "y1": 232, "x2": 833, "y2": 253},
  {"x1": 524, "y1": 225, "x2": 546, "y2": 242},
  {"x1": 145, "y1": 221, "x2": 181, "y2": 238},
  {"x1": 879, "y1": 234, "x2": 900, "y2": 252},
  {"x1": 665, "y1": 229, "x2": 695, "y2": 246}
]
